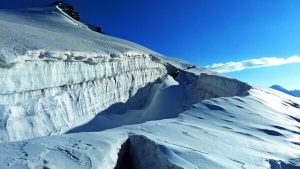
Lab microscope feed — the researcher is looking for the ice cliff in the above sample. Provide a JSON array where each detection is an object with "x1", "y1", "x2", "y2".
[
  {"x1": 0, "y1": 6, "x2": 168, "y2": 142},
  {"x1": 0, "y1": 3, "x2": 299, "y2": 169}
]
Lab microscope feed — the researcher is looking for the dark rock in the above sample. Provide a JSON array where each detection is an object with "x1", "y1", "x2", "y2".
[{"x1": 50, "y1": 1, "x2": 80, "y2": 21}]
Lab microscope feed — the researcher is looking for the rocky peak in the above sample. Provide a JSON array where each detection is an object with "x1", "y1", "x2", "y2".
[{"x1": 50, "y1": 1, "x2": 80, "y2": 21}]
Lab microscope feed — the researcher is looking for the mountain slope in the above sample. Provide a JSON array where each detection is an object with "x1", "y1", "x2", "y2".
[
  {"x1": 0, "y1": 3, "x2": 299, "y2": 169},
  {"x1": 271, "y1": 85, "x2": 300, "y2": 97},
  {"x1": 0, "y1": 5, "x2": 170, "y2": 142},
  {"x1": 0, "y1": 82, "x2": 299, "y2": 169}
]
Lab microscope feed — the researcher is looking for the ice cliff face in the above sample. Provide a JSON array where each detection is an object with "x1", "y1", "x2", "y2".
[
  {"x1": 176, "y1": 71, "x2": 251, "y2": 102},
  {"x1": 0, "y1": 3, "x2": 300, "y2": 169},
  {"x1": 0, "y1": 6, "x2": 167, "y2": 142},
  {"x1": 0, "y1": 55, "x2": 166, "y2": 142}
]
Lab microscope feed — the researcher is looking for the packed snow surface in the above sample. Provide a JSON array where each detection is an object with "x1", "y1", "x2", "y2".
[
  {"x1": 0, "y1": 86, "x2": 299, "y2": 169},
  {"x1": 0, "y1": 4, "x2": 300, "y2": 169}
]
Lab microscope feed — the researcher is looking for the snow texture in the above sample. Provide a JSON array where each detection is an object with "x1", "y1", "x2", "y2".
[
  {"x1": 0, "y1": 6, "x2": 167, "y2": 142},
  {"x1": 0, "y1": 5, "x2": 299, "y2": 169}
]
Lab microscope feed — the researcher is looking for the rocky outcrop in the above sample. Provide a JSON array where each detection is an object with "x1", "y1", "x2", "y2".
[{"x1": 51, "y1": 1, "x2": 80, "y2": 21}]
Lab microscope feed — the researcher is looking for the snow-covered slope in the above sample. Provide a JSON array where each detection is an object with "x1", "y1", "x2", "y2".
[
  {"x1": 271, "y1": 85, "x2": 300, "y2": 98},
  {"x1": 0, "y1": 4, "x2": 299, "y2": 169},
  {"x1": 0, "y1": 78, "x2": 299, "y2": 169},
  {"x1": 0, "y1": 6, "x2": 169, "y2": 142}
]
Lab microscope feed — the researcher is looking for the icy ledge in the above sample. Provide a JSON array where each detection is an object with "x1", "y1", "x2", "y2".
[{"x1": 0, "y1": 55, "x2": 255, "y2": 143}]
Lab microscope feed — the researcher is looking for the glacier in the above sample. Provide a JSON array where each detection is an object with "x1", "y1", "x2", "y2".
[
  {"x1": 0, "y1": 2, "x2": 299, "y2": 169},
  {"x1": 0, "y1": 6, "x2": 169, "y2": 142}
]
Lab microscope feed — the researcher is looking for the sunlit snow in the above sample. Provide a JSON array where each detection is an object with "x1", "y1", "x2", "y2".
[{"x1": 0, "y1": 3, "x2": 299, "y2": 169}]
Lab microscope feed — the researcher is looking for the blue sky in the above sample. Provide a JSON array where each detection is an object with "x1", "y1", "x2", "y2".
[{"x1": 1, "y1": 0, "x2": 300, "y2": 89}]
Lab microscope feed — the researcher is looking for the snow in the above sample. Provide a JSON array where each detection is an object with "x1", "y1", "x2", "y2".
[
  {"x1": 0, "y1": 85, "x2": 299, "y2": 169},
  {"x1": 271, "y1": 85, "x2": 300, "y2": 97},
  {"x1": 0, "y1": 7, "x2": 158, "y2": 66},
  {"x1": 0, "y1": 4, "x2": 300, "y2": 169},
  {"x1": 0, "y1": 6, "x2": 167, "y2": 142},
  {"x1": 0, "y1": 58, "x2": 166, "y2": 142}
]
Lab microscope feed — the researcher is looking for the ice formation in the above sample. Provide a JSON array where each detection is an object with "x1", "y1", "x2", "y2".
[
  {"x1": 0, "y1": 4, "x2": 172, "y2": 142},
  {"x1": 0, "y1": 3, "x2": 299, "y2": 169}
]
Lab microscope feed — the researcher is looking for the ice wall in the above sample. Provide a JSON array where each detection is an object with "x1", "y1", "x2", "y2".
[
  {"x1": 0, "y1": 55, "x2": 167, "y2": 142},
  {"x1": 176, "y1": 70, "x2": 252, "y2": 103}
]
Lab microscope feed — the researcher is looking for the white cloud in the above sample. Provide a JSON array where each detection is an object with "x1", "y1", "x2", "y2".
[{"x1": 206, "y1": 55, "x2": 300, "y2": 73}]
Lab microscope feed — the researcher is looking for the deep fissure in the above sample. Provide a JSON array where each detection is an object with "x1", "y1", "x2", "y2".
[{"x1": 114, "y1": 138, "x2": 135, "y2": 169}]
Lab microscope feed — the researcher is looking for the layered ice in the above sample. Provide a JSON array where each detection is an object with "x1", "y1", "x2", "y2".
[
  {"x1": 0, "y1": 56, "x2": 166, "y2": 142},
  {"x1": 0, "y1": 6, "x2": 167, "y2": 142},
  {"x1": 0, "y1": 4, "x2": 300, "y2": 169}
]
